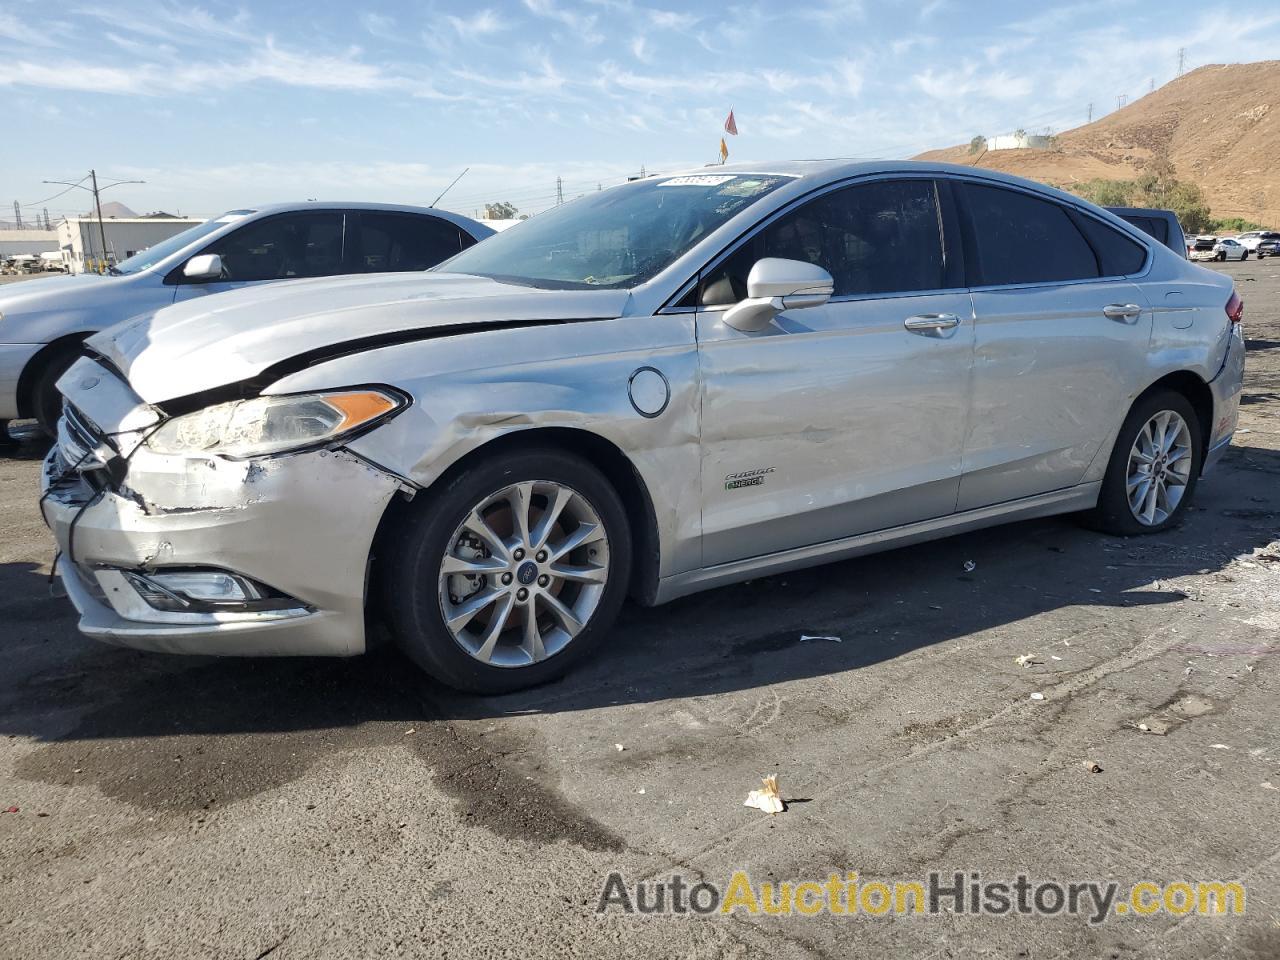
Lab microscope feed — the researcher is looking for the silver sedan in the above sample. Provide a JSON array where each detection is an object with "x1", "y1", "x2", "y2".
[{"x1": 41, "y1": 161, "x2": 1246, "y2": 693}]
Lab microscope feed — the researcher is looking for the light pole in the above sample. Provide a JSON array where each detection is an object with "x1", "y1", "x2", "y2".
[{"x1": 41, "y1": 170, "x2": 145, "y2": 273}]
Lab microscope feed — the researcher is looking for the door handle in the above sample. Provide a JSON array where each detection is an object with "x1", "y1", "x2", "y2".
[
  {"x1": 903, "y1": 313, "x2": 960, "y2": 332},
  {"x1": 1103, "y1": 303, "x2": 1143, "y2": 321}
]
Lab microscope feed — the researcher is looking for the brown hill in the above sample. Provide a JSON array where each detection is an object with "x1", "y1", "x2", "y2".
[{"x1": 915, "y1": 61, "x2": 1280, "y2": 227}]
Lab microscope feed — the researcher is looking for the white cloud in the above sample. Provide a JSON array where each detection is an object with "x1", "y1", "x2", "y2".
[
  {"x1": 521, "y1": 0, "x2": 603, "y2": 44},
  {"x1": 446, "y1": 9, "x2": 507, "y2": 38},
  {"x1": 913, "y1": 64, "x2": 1033, "y2": 103},
  {"x1": 648, "y1": 9, "x2": 699, "y2": 30}
]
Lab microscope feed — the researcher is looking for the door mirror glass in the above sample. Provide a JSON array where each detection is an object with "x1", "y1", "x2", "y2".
[
  {"x1": 182, "y1": 253, "x2": 224, "y2": 281},
  {"x1": 723, "y1": 258, "x2": 833, "y2": 332}
]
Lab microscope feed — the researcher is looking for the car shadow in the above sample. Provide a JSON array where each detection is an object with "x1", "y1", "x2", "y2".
[{"x1": 3, "y1": 442, "x2": 1277, "y2": 752}]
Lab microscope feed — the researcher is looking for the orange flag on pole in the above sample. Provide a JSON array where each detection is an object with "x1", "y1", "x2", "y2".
[
  {"x1": 724, "y1": 109, "x2": 738, "y2": 135},
  {"x1": 719, "y1": 138, "x2": 729, "y2": 163}
]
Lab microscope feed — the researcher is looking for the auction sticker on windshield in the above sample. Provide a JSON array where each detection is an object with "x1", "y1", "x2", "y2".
[{"x1": 658, "y1": 175, "x2": 739, "y2": 187}]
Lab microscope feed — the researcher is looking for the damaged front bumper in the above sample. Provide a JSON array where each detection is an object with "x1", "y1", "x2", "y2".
[{"x1": 40, "y1": 364, "x2": 403, "y2": 657}]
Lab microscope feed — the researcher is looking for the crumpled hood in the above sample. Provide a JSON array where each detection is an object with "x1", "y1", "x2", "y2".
[{"x1": 87, "y1": 271, "x2": 631, "y2": 404}]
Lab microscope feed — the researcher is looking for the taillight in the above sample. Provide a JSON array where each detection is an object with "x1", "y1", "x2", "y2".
[{"x1": 1225, "y1": 291, "x2": 1244, "y2": 324}]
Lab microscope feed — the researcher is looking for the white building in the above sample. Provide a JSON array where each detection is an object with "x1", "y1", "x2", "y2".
[
  {"x1": 56, "y1": 215, "x2": 202, "y2": 274},
  {"x1": 0, "y1": 229, "x2": 59, "y2": 259},
  {"x1": 986, "y1": 132, "x2": 1054, "y2": 152}
]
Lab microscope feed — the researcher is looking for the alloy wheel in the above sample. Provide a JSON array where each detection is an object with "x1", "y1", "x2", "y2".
[
  {"x1": 1126, "y1": 410, "x2": 1193, "y2": 526},
  {"x1": 437, "y1": 481, "x2": 610, "y2": 667}
]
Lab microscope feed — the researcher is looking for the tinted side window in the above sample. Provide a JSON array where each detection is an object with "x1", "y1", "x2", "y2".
[
  {"x1": 697, "y1": 179, "x2": 945, "y2": 305},
  {"x1": 1120, "y1": 215, "x2": 1167, "y2": 246},
  {"x1": 961, "y1": 183, "x2": 1098, "y2": 285},
  {"x1": 206, "y1": 213, "x2": 345, "y2": 282},
  {"x1": 1074, "y1": 215, "x2": 1147, "y2": 275},
  {"x1": 356, "y1": 213, "x2": 464, "y2": 272}
]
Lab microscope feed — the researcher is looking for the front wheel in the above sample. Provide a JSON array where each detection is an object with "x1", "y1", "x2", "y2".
[
  {"x1": 383, "y1": 448, "x2": 632, "y2": 693},
  {"x1": 31, "y1": 349, "x2": 80, "y2": 437},
  {"x1": 1088, "y1": 390, "x2": 1203, "y2": 535}
]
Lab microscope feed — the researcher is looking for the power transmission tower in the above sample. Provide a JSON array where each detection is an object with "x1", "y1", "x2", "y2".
[
  {"x1": 1149, "y1": 77, "x2": 1155, "y2": 94},
  {"x1": 12, "y1": 201, "x2": 23, "y2": 230},
  {"x1": 1087, "y1": 102, "x2": 1093, "y2": 123},
  {"x1": 1116, "y1": 94, "x2": 1127, "y2": 111},
  {"x1": 555, "y1": 177, "x2": 564, "y2": 205},
  {"x1": 1177, "y1": 48, "x2": 1186, "y2": 76},
  {"x1": 42, "y1": 208, "x2": 50, "y2": 230}
]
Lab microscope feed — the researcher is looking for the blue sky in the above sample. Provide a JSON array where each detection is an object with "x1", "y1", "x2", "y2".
[{"x1": 4, "y1": 1, "x2": 1279, "y2": 221}]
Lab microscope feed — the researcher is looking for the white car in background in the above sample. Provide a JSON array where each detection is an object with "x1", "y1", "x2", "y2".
[
  {"x1": 1211, "y1": 238, "x2": 1250, "y2": 261},
  {"x1": 1234, "y1": 230, "x2": 1280, "y2": 254}
]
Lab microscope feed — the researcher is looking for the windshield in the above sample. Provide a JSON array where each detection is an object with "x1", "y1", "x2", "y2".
[
  {"x1": 436, "y1": 174, "x2": 793, "y2": 289},
  {"x1": 111, "y1": 212, "x2": 251, "y2": 275}
]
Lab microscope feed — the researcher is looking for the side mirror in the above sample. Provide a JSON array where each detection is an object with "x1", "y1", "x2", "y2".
[
  {"x1": 182, "y1": 253, "x2": 224, "y2": 282},
  {"x1": 722, "y1": 258, "x2": 834, "y2": 332}
]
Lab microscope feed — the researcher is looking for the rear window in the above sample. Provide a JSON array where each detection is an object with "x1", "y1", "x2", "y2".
[
  {"x1": 962, "y1": 183, "x2": 1098, "y2": 285},
  {"x1": 1121, "y1": 215, "x2": 1168, "y2": 246},
  {"x1": 1073, "y1": 214, "x2": 1148, "y2": 275}
]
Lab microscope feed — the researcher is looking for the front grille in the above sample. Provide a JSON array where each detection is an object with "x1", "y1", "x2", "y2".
[{"x1": 57, "y1": 403, "x2": 114, "y2": 476}]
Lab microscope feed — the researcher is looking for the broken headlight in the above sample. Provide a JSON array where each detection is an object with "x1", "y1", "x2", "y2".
[{"x1": 146, "y1": 389, "x2": 406, "y2": 458}]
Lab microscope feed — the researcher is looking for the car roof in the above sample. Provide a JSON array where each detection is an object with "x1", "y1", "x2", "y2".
[
  {"x1": 655, "y1": 159, "x2": 1133, "y2": 211},
  {"x1": 223, "y1": 201, "x2": 488, "y2": 233}
]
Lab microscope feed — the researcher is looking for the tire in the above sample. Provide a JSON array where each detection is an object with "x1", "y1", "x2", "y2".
[
  {"x1": 1088, "y1": 389, "x2": 1203, "y2": 536},
  {"x1": 0, "y1": 420, "x2": 13, "y2": 449},
  {"x1": 31, "y1": 348, "x2": 80, "y2": 437},
  {"x1": 1242, "y1": 250, "x2": 1249, "y2": 260},
  {"x1": 383, "y1": 447, "x2": 632, "y2": 693}
]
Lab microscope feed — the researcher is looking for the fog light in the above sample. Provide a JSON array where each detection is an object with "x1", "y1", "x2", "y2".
[{"x1": 124, "y1": 569, "x2": 292, "y2": 613}]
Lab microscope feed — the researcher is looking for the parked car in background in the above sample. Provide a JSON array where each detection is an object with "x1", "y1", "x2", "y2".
[
  {"x1": 1233, "y1": 230, "x2": 1279, "y2": 254},
  {"x1": 1211, "y1": 237, "x2": 1250, "y2": 261},
  {"x1": 1255, "y1": 233, "x2": 1280, "y2": 258},
  {"x1": 1188, "y1": 235, "x2": 1220, "y2": 261},
  {"x1": 0, "y1": 202, "x2": 493, "y2": 438},
  {"x1": 41, "y1": 162, "x2": 1245, "y2": 693},
  {"x1": 1106, "y1": 206, "x2": 1187, "y2": 258}
]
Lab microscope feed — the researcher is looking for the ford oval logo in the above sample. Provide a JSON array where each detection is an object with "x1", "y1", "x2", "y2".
[{"x1": 79, "y1": 376, "x2": 100, "y2": 390}]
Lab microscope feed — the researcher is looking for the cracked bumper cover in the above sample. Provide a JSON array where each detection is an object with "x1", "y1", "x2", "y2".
[
  {"x1": 41, "y1": 443, "x2": 402, "y2": 657},
  {"x1": 1203, "y1": 323, "x2": 1246, "y2": 475}
]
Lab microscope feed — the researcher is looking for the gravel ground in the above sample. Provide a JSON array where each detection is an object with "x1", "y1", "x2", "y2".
[{"x1": 1, "y1": 260, "x2": 1278, "y2": 959}]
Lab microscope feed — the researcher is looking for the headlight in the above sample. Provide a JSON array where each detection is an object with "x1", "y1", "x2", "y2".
[{"x1": 146, "y1": 388, "x2": 406, "y2": 458}]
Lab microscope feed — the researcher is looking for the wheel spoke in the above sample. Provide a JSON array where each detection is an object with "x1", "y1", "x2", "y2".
[
  {"x1": 474, "y1": 594, "x2": 516, "y2": 663},
  {"x1": 530, "y1": 486, "x2": 573, "y2": 551},
  {"x1": 1129, "y1": 476, "x2": 1151, "y2": 511},
  {"x1": 539, "y1": 591, "x2": 584, "y2": 637},
  {"x1": 1142, "y1": 477, "x2": 1159, "y2": 524},
  {"x1": 549, "y1": 562, "x2": 607, "y2": 584},
  {"x1": 520, "y1": 602, "x2": 546, "y2": 662},
  {"x1": 1165, "y1": 445, "x2": 1190, "y2": 465},
  {"x1": 462, "y1": 509, "x2": 511, "y2": 562},
  {"x1": 508, "y1": 482, "x2": 535, "y2": 548},
  {"x1": 441, "y1": 554, "x2": 508, "y2": 576},
  {"x1": 445, "y1": 587, "x2": 503, "y2": 632},
  {"x1": 548, "y1": 522, "x2": 605, "y2": 561}
]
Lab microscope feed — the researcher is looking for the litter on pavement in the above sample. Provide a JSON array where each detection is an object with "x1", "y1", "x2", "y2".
[{"x1": 744, "y1": 774, "x2": 786, "y2": 815}]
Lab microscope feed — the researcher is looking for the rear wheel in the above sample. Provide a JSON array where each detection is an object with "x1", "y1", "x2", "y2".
[
  {"x1": 1242, "y1": 250, "x2": 1249, "y2": 260},
  {"x1": 384, "y1": 448, "x2": 632, "y2": 693},
  {"x1": 0, "y1": 420, "x2": 12, "y2": 449},
  {"x1": 1089, "y1": 390, "x2": 1203, "y2": 535}
]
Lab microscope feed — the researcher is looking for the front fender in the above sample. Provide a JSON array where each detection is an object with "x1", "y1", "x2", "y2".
[{"x1": 266, "y1": 314, "x2": 704, "y2": 578}]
